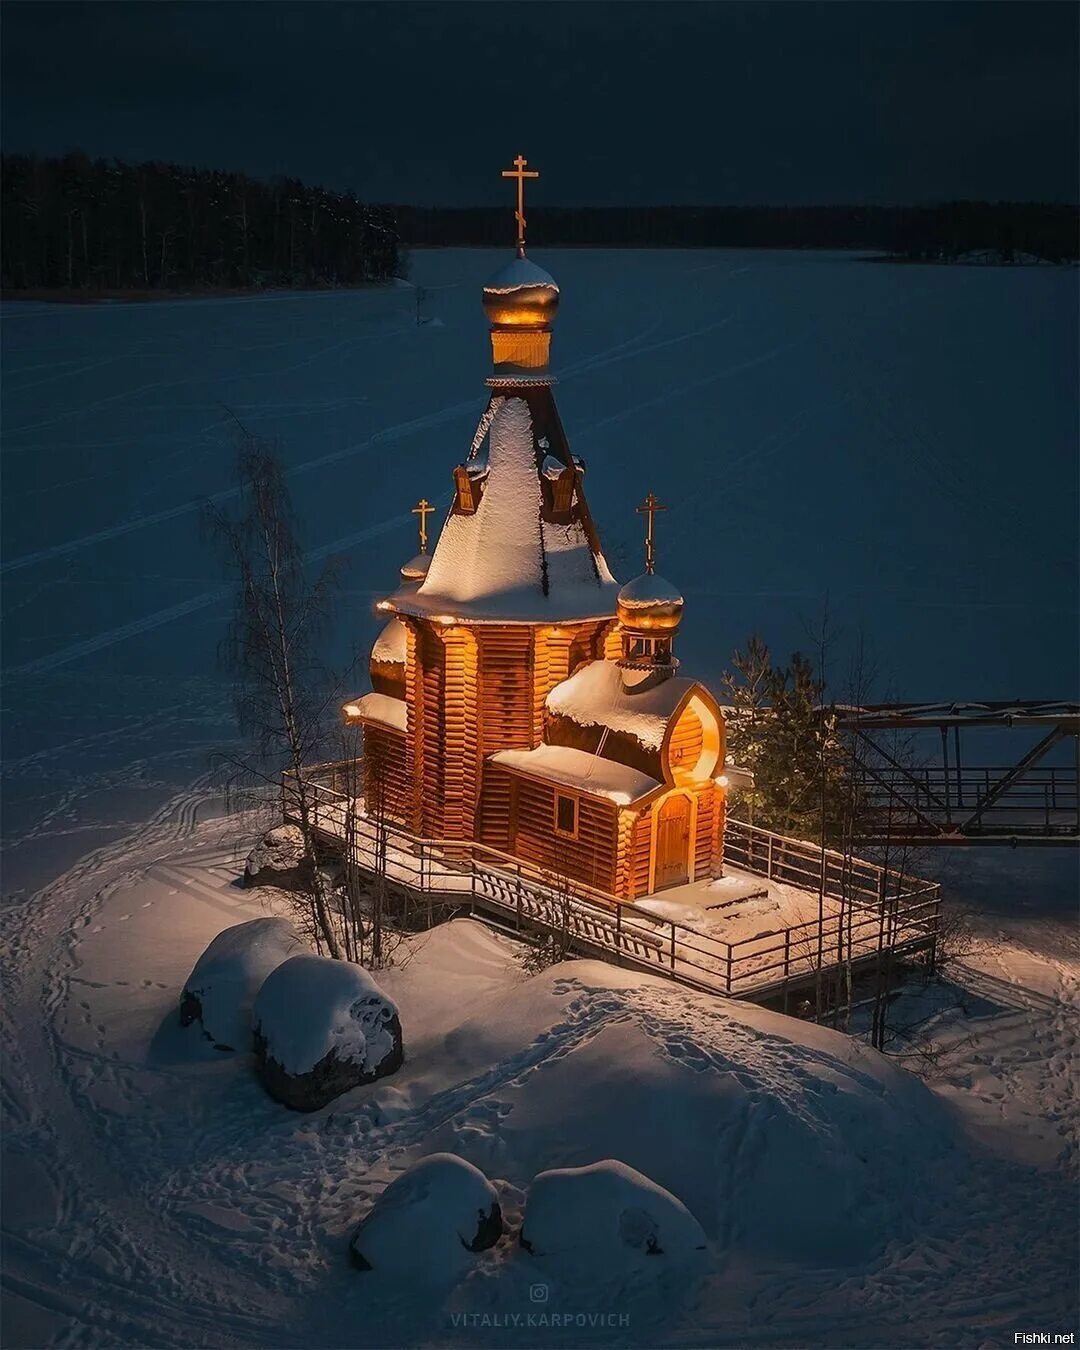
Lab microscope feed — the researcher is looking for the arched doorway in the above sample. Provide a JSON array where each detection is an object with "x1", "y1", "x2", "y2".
[{"x1": 653, "y1": 792, "x2": 692, "y2": 891}]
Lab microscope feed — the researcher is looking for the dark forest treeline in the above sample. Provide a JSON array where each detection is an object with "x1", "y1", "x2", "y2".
[
  {"x1": 3, "y1": 153, "x2": 1075, "y2": 295},
  {"x1": 1, "y1": 153, "x2": 401, "y2": 291},
  {"x1": 397, "y1": 201, "x2": 1078, "y2": 263}
]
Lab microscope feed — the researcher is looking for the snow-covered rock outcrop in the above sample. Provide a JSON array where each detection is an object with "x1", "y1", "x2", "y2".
[
  {"x1": 350, "y1": 1153, "x2": 503, "y2": 1277},
  {"x1": 252, "y1": 954, "x2": 403, "y2": 1111},
  {"x1": 179, "y1": 917, "x2": 305, "y2": 1051},
  {"x1": 520, "y1": 1159, "x2": 706, "y2": 1273},
  {"x1": 243, "y1": 824, "x2": 312, "y2": 891}
]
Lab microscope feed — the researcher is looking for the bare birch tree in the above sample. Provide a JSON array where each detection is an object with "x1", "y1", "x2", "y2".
[{"x1": 205, "y1": 428, "x2": 346, "y2": 957}]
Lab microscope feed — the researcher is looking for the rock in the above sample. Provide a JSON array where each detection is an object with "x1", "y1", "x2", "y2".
[
  {"x1": 179, "y1": 917, "x2": 305, "y2": 1051},
  {"x1": 252, "y1": 954, "x2": 402, "y2": 1111},
  {"x1": 349, "y1": 1153, "x2": 503, "y2": 1278},
  {"x1": 243, "y1": 824, "x2": 313, "y2": 891},
  {"x1": 520, "y1": 1159, "x2": 706, "y2": 1272}
]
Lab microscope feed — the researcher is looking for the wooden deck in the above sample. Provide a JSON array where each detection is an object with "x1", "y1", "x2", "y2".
[{"x1": 285, "y1": 767, "x2": 942, "y2": 1009}]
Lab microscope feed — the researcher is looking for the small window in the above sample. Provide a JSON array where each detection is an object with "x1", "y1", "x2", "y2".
[{"x1": 555, "y1": 793, "x2": 577, "y2": 837}]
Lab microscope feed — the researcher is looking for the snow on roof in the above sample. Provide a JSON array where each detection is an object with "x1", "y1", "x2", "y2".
[
  {"x1": 343, "y1": 692, "x2": 407, "y2": 732},
  {"x1": 483, "y1": 256, "x2": 559, "y2": 295},
  {"x1": 392, "y1": 397, "x2": 619, "y2": 623},
  {"x1": 489, "y1": 743, "x2": 659, "y2": 804},
  {"x1": 371, "y1": 617, "x2": 408, "y2": 665},
  {"x1": 618, "y1": 573, "x2": 684, "y2": 609},
  {"x1": 399, "y1": 553, "x2": 431, "y2": 583},
  {"x1": 546, "y1": 661, "x2": 697, "y2": 751}
]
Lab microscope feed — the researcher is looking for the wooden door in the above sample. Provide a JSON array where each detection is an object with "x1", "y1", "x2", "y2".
[{"x1": 654, "y1": 794, "x2": 691, "y2": 890}]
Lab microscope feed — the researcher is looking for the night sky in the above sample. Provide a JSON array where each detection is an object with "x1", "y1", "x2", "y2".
[{"x1": 3, "y1": 1, "x2": 1078, "y2": 206}]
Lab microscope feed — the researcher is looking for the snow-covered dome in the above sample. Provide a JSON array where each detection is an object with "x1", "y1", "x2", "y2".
[
  {"x1": 371, "y1": 616, "x2": 407, "y2": 666},
  {"x1": 482, "y1": 255, "x2": 560, "y2": 329},
  {"x1": 399, "y1": 552, "x2": 431, "y2": 584},
  {"x1": 617, "y1": 573, "x2": 684, "y2": 632}
]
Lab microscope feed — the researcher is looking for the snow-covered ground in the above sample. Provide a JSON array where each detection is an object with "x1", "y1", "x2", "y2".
[
  {"x1": 1, "y1": 805, "x2": 1076, "y2": 1347},
  {"x1": 2, "y1": 250, "x2": 1077, "y2": 1344}
]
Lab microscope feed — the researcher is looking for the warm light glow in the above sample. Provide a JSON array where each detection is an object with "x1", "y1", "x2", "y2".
[
  {"x1": 433, "y1": 614, "x2": 458, "y2": 626},
  {"x1": 714, "y1": 774, "x2": 730, "y2": 788},
  {"x1": 611, "y1": 792, "x2": 632, "y2": 806},
  {"x1": 376, "y1": 600, "x2": 394, "y2": 612}
]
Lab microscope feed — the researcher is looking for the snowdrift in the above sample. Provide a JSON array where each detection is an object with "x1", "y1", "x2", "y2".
[
  {"x1": 425, "y1": 925, "x2": 955, "y2": 1267},
  {"x1": 521, "y1": 1159, "x2": 707, "y2": 1274},
  {"x1": 253, "y1": 954, "x2": 403, "y2": 1111},
  {"x1": 179, "y1": 916, "x2": 304, "y2": 1051},
  {"x1": 350, "y1": 1152, "x2": 502, "y2": 1279}
]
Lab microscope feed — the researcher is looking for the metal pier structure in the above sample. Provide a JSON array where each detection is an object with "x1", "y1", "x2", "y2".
[{"x1": 839, "y1": 701, "x2": 1079, "y2": 846}]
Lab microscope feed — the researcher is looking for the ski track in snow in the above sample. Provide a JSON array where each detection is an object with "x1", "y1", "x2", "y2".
[
  {"x1": 2, "y1": 790, "x2": 296, "y2": 1348},
  {"x1": 3, "y1": 790, "x2": 1077, "y2": 1346},
  {"x1": 2, "y1": 252, "x2": 1077, "y2": 1345}
]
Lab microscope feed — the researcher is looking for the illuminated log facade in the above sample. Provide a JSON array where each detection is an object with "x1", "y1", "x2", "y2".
[{"x1": 342, "y1": 231, "x2": 731, "y2": 902}]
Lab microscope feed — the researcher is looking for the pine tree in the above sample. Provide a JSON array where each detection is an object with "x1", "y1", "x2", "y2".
[{"x1": 721, "y1": 637, "x2": 848, "y2": 842}]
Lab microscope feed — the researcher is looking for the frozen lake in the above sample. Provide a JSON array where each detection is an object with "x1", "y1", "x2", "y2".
[{"x1": 2, "y1": 249, "x2": 1077, "y2": 897}]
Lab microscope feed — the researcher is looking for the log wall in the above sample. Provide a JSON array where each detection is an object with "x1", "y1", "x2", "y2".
[
  {"x1": 669, "y1": 704, "x2": 705, "y2": 786},
  {"x1": 693, "y1": 784, "x2": 722, "y2": 880},
  {"x1": 441, "y1": 626, "x2": 480, "y2": 838},
  {"x1": 403, "y1": 621, "x2": 423, "y2": 832},
  {"x1": 477, "y1": 627, "x2": 534, "y2": 753},
  {"x1": 628, "y1": 810, "x2": 653, "y2": 900},
  {"x1": 491, "y1": 768, "x2": 619, "y2": 894},
  {"x1": 362, "y1": 725, "x2": 411, "y2": 823}
]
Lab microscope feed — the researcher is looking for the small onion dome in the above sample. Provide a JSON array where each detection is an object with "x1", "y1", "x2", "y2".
[
  {"x1": 617, "y1": 573, "x2": 684, "y2": 633},
  {"x1": 482, "y1": 256, "x2": 560, "y2": 329},
  {"x1": 399, "y1": 552, "x2": 431, "y2": 584}
]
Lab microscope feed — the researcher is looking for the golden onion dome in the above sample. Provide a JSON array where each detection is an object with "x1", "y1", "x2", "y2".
[
  {"x1": 482, "y1": 255, "x2": 560, "y2": 329},
  {"x1": 617, "y1": 573, "x2": 685, "y2": 633}
]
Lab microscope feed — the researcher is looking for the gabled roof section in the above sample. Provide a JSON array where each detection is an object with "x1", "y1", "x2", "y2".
[
  {"x1": 489, "y1": 745, "x2": 659, "y2": 805},
  {"x1": 546, "y1": 661, "x2": 700, "y2": 750},
  {"x1": 387, "y1": 393, "x2": 619, "y2": 623}
]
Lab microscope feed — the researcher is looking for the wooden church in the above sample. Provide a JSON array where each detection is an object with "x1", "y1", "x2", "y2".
[{"x1": 343, "y1": 158, "x2": 733, "y2": 903}]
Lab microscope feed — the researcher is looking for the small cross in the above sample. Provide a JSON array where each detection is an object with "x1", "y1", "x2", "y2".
[
  {"x1": 501, "y1": 154, "x2": 540, "y2": 253},
  {"x1": 636, "y1": 491, "x2": 667, "y2": 575},
  {"x1": 412, "y1": 497, "x2": 434, "y2": 553}
]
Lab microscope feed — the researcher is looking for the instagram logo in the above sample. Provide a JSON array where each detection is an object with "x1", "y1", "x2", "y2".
[{"x1": 529, "y1": 1283, "x2": 549, "y2": 1304}]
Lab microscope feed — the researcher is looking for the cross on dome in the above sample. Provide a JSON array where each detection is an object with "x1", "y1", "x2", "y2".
[
  {"x1": 501, "y1": 154, "x2": 540, "y2": 256},
  {"x1": 412, "y1": 497, "x2": 434, "y2": 553},
  {"x1": 636, "y1": 491, "x2": 667, "y2": 575}
]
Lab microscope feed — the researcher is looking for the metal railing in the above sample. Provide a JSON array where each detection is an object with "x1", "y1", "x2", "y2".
[{"x1": 284, "y1": 766, "x2": 941, "y2": 1004}]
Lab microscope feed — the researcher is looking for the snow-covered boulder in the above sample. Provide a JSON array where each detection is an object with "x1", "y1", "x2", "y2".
[
  {"x1": 179, "y1": 917, "x2": 305, "y2": 1051},
  {"x1": 243, "y1": 824, "x2": 312, "y2": 891},
  {"x1": 252, "y1": 954, "x2": 403, "y2": 1111},
  {"x1": 520, "y1": 1159, "x2": 707, "y2": 1273},
  {"x1": 350, "y1": 1153, "x2": 503, "y2": 1277}
]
